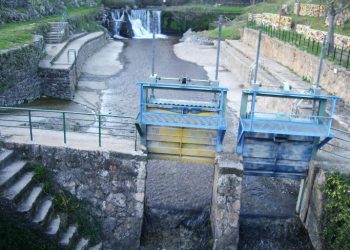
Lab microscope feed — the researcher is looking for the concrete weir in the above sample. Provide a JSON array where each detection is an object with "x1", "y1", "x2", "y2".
[{"x1": 0, "y1": 138, "x2": 243, "y2": 249}]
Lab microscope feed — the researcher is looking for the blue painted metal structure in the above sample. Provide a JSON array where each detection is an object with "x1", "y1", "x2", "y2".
[
  {"x1": 237, "y1": 89, "x2": 339, "y2": 178},
  {"x1": 136, "y1": 82, "x2": 228, "y2": 152}
]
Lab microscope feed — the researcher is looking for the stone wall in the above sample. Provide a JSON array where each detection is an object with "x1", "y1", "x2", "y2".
[
  {"x1": 3, "y1": 142, "x2": 147, "y2": 250},
  {"x1": 211, "y1": 154, "x2": 243, "y2": 250},
  {"x1": 296, "y1": 24, "x2": 350, "y2": 49},
  {"x1": 294, "y1": 3, "x2": 326, "y2": 17},
  {"x1": 0, "y1": 35, "x2": 45, "y2": 106},
  {"x1": 241, "y1": 28, "x2": 350, "y2": 105},
  {"x1": 39, "y1": 32, "x2": 108, "y2": 100},
  {"x1": 293, "y1": 3, "x2": 350, "y2": 25},
  {"x1": 248, "y1": 13, "x2": 292, "y2": 30}
]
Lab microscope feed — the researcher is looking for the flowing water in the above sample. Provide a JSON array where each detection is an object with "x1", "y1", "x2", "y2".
[{"x1": 111, "y1": 9, "x2": 166, "y2": 39}]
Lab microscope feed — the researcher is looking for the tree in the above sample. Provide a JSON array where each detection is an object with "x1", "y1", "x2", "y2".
[{"x1": 326, "y1": 0, "x2": 350, "y2": 52}]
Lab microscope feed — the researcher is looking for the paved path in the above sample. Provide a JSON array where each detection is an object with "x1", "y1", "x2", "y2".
[{"x1": 0, "y1": 127, "x2": 139, "y2": 155}]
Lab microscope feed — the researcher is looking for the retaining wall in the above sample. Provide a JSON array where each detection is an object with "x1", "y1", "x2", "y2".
[
  {"x1": 248, "y1": 13, "x2": 292, "y2": 30},
  {"x1": 39, "y1": 32, "x2": 109, "y2": 100},
  {"x1": 211, "y1": 154, "x2": 243, "y2": 250},
  {"x1": 3, "y1": 142, "x2": 147, "y2": 250},
  {"x1": 241, "y1": 28, "x2": 350, "y2": 105},
  {"x1": 298, "y1": 159, "x2": 350, "y2": 250},
  {"x1": 0, "y1": 35, "x2": 45, "y2": 106}
]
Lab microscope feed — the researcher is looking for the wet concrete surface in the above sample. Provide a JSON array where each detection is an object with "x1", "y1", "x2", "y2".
[{"x1": 100, "y1": 37, "x2": 210, "y2": 117}]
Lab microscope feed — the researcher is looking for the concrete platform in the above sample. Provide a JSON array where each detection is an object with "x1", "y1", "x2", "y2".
[{"x1": 0, "y1": 127, "x2": 141, "y2": 155}]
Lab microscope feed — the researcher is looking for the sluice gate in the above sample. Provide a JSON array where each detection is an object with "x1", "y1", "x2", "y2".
[
  {"x1": 136, "y1": 82, "x2": 227, "y2": 164},
  {"x1": 236, "y1": 89, "x2": 338, "y2": 178}
]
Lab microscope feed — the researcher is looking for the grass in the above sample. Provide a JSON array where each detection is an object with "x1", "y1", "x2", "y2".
[
  {"x1": 164, "y1": 4, "x2": 245, "y2": 14},
  {"x1": 0, "y1": 5, "x2": 100, "y2": 50},
  {"x1": 207, "y1": 22, "x2": 244, "y2": 40}
]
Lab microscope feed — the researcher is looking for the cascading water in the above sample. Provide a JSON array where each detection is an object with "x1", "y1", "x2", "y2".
[
  {"x1": 128, "y1": 9, "x2": 166, "y2": 39},
  {"x1": 111, "y1": 9, "x2": 125, "y2": 38}
]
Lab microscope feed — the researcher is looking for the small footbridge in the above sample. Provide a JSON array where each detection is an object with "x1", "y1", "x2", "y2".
[{"x1": 136, "y1": 78, "x2": 227, "y2": 164}]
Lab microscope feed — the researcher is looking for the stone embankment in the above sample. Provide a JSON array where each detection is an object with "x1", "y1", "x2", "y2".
[
  {"x1": 39, "y1": 31, "x2": 109, "y2": 100},
  {"x1": 298, "y1": 157, "x2": 350, "y2": 250},
  {"x1": 0, "y1": 31, "x2": 108, "y2": 106},
  {"x1": 0, "y1": 35, "x2": 45, "y2": 106},
  {"x1": 3, "y1": 142, "x2": 147, "y2": 250},
  {"x1": 211, "y1": 154, "x2": 242, "y2": 249},
  {"x1": 241, "y1": 28, "x2": 350, "y2": 105}
]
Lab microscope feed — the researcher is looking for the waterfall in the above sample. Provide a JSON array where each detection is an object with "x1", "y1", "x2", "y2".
[
  {"x1": 111, "y1": 9, "x2": 125, "y2": 38},
  {"x1": 128, "y1": 9, "x2": 166, "y2": 39}
]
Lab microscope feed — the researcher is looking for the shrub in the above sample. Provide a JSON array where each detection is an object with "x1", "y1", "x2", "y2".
[{"x1": 322, "y1": 173, "x2": 350, "y2": 250}]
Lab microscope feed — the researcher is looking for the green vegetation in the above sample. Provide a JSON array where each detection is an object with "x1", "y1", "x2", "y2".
[
  {"x1": 0, "y1": 5, "x2": 101, "y2": 50},
  {"x1": 322, "y1": 173, "x2": 350, "y2": 250},
  {"x1": 164, "y1": 4, "x2": 245, "y2": 15},
  {"x1": 162, "y1": 4, "x2": 244, "y2": 34},
  {"x1": 0, "y1": 215, "x2": 59, "y2": 250},
  {"x1": 207, "y1": 22, "x2": 243, "y2": 40},
  {"x1": 102, "y1": 0, "x2": 136, "y2": 8},
  {"x1": 32, "y1": 163, "x2": 102, "y2": 244}
]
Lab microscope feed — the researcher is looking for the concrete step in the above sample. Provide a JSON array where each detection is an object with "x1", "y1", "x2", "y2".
[
  {"x1": 60, "y1": 224, "x2": 78, "y2": 246},
  {"x1": 33, "y1": 197, "x2": 53, "y2": 223},
  {"x1": 0, "y1": 149, "x2": 15, "y2": 169},
  {"x1": 3, "y1": 171, "x2": 34, "y2": 200},
  {"x1": 17, "y1": 185, "x2": 43, "y2": 212},
  {"x1": 76, "y1": 238, "x2": 89, "y2": 250},
  {"x1": 0, "y1": 160, "x2": 27, "y2": 187},
  {"x1": 46, "y1": 33, "x2": 64, "y2": 37},
  {"x1": 46, "y1": 215, "x2": 61, "y2": 235},
  {"x1": 89, "y1": 243, "x2": 102, "y2": 250}
]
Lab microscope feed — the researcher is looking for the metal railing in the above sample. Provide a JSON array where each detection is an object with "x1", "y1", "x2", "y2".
[
  {"x1": 320, "y1": 127, "x2": 350, "y2": 160},
  {"x1": 0, "y1": 107, "x2": 137, "y2": 150},
  {"x1": 247, "y1": 21, "x2": 350, "y2": 70}
]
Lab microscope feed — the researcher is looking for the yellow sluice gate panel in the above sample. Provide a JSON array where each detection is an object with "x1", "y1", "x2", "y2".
[
  {"x1": 146, "y1": 125, "x2": 217, "y2": 164},
  {"x1": 147, "y1": 126, "x2": 217, "y2": 145}
]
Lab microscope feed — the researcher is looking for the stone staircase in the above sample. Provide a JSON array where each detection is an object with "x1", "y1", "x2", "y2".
[
  {"x1": 45, "y1": 22, "x2": 69, "y2": 44},
  {"x1": 0, "y1": 149, "x2": 102, "y2": 250}
]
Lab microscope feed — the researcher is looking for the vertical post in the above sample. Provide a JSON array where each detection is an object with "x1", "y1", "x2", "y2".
[
  {"x1": 215, "y1": 15, "x2": 223, "y2": 82},
  {"x1": 253, "y1": 30, "x2": 262, "y2": 85},
  {"x1": 346, "y1": 49, "x2": 350, "y2": 69},
  {"x1": 28, "y1": 110, "x2": 33, "y2": 141},
  {"x1": 151, "y1": 15, "x2": 156, "y2": 77},
  {"x1": 98, "y1": 114, "x2": 101, "y2": 147},
  {"x1": 249, "y1": 92, "x2": 257, "y2": 131},
  {"x1": 313, "y1": 35, "x2": 326, "y2": 116},
  {"x1": 339, "y1": 46, "x2": 344, "y2": 65},
  {"x1": 316, "y1": 35, "x2": 326, "y2": 88},
  {"x1": 327, "y1": 97, "x2": 337, "y2": 136},
  {"x1": 63, "y1": 112, "x2": 66, "y2": 144},
  {"x1": 135, "y1": 126, "x2": 137, "y2": 151}
]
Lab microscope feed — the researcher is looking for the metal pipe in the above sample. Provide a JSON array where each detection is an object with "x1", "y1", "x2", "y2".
[
  {"x1": 28, "y1": 110, "x2": 33, "y2": 141},
  {"x1": 253, "y1": 30, "x2": 262, "y2": 85},
  {"x1": 316, "y1": 35, "x2": 327, "y2": 88},
  {"x1": 98, "y1": 114, "x2": 101, "y2": 147},
  {"x1": 151, "y1": 15, "x2": 156, "y2": 77},
  {"x1": 215, "y1": 15, "x2": 223, "y2": 82},
  {"x1": 63, "y1": 112, "x2": 66, "y2": 144}
]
